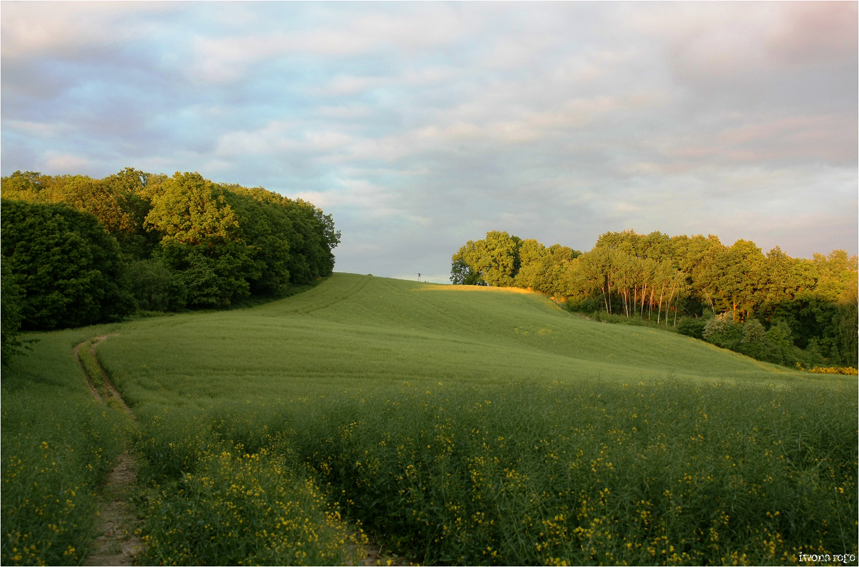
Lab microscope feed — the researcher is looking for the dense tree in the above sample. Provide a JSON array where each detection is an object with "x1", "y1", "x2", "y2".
[
  {"x1": 1, "y1": 255, "x2": 27, "y2": 363},
  {"x1": 515, "y1": 240, "x2": 581, "y2": 295},
  {"x1": 451, "y1": 231, "x2": 522, "y2": 287},
  {"x1": 709, "y1": 240, "x2": 765, "y2": 321},
  {"x1": 1, "y1": 199, "x2": 136, "y2": 330},
  {"x1": 2, "y1": 169, "x2": 341, "y2": 316},
  {"x1": 836, "y1": 277, "x2": 858, "y2": 366},
  {"x1": 126, "y1": 258, "x2": 187, "y2": 312},
  {"x1": 451, "y1": 228, "x2": 857, "y2": 368}
]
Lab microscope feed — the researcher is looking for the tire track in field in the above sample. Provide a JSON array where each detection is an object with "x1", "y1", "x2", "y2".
[
  {"x1": 73, "y1": 339, "x2": 102, "y2": 402},
  {"x1": 74, "y1": 336, "x2": 144, "y2": 566},
  {"x1": 297, "y1": 274, "x2": 372, "y2": 316}
]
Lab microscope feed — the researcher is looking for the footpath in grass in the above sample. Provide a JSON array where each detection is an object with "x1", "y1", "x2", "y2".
[
  {"x1": 74, "y1": 335, "x2": 144, "y2": 566},
  {"x1": 1, "y1": 327, "x2": 131, "y2": 566}
]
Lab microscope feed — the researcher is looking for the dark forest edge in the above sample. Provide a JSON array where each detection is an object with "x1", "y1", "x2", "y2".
[
  {"x1": 451, "y1": 230, "x2": 858, "y2": 369},
  {"x1": 1, "y1": 169, "x2": 340, "y2": 361}
]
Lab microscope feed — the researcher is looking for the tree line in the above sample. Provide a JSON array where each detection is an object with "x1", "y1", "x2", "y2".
[
  {"x1": 1, "y1": 169, "x2": 340, "y2": 359},
  {"x1": 451, "y1": 230, "x2": 858, "y2": 368}
]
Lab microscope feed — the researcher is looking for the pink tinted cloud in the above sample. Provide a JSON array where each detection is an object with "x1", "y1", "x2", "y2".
[
  {"x1": 765, "y1": 2, "x2": 858, "y2": 67},
  {"x1": 657, "y1": 114, "x2": 856, "y2": 166}
]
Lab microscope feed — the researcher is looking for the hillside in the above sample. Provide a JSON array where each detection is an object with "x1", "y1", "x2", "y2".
[
  {"x1": 97, "y1": 273, "x2": 787, "y2": 410},
  {"x1": 3, "y1": 272, "x2": 855, "y2": 566}
]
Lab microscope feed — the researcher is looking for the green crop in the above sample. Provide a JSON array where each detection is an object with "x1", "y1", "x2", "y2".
[{"x1": 4, "y1": 274, "x2": 855, "y2": 565}]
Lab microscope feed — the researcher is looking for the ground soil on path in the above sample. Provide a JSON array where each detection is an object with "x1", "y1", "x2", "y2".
[{"x1": 75, "y1": 336, "x2": 144, "y2": 566}]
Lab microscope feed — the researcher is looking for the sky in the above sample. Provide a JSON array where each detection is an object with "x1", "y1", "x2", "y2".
[{"x1": 2, "y1": 2, "x2": 857, "y2": 283}]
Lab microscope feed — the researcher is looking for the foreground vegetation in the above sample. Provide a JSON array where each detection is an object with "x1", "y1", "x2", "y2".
[
  {"x1": 134, "y1": 379, "x2": 857, "y2": 565},
  {"x1": 1, "y1": 328, "x2": 131, "y2": 565},
  {"x1": 2, "y1": 274, "x2": 856, "y2": 565}
]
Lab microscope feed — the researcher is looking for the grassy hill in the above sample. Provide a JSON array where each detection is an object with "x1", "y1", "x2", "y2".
[
  {"x1": 2, "y1": 273, "x2": 855, "y2": 566},
  {"x1": 97, "y1": 273, "x2": 785, "y2": 410}
]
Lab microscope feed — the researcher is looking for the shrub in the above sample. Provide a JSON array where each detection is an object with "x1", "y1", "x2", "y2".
[
  {"x1": 677, "y1": 317, "x2": 706, "y2": 339},
  {"x1": 702, "y1": 313, "x2": 743, "y2": 349},
  {"x1": 808, "y1": 366, "x2": 858, "y2": 375},
  {"x1": 741, "y1": 319, "x2": 767, "y2": 344}
]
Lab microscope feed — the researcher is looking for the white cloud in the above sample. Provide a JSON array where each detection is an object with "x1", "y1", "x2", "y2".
[
  {"x1": 315, "y1": 105, "x2": 375, "y2": 119},
  {"x1": 43, "y1": 152, "x2": 92, "y2": 172},
  {"x1": 296, "y1": 178, "x2": 404, "y2": 218},
  {"x1": 214, "y1": 122, "x2": 352, "y2": 158},
  {"x1": 189, "y1": 6, "x2": 468, "y2": 84},
  {"x1": 625, "y1": 2, "x2": 857, "y2": 85},
  {"x1": 5, "y1": 120, "x2": 65, "y2": 137},
  {"x1": 215, "y1": 121, "x2": 295, "y2": 157},
  {"x1": 1, "y1": 3, "x2": 175, "y2": 62},
  {"x1": 312, "y1": 75, "x2": 389, "y2": 97}
]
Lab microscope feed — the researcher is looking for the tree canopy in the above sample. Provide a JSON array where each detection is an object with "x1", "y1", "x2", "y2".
[
  {"x1": 1, "y1": 199, "x2": 136, "y2": 330},
  {"x1": 452, "y1": 229, "x2": 858, "y2": 368},
  {"x1": 1, "y1": 169, "x2": 341, "y2": 335}
]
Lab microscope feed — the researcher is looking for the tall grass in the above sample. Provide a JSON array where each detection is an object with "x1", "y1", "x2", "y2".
[
  {"x1": 132, "y1": 406, "x2": 362, "y2": 565},
  {"x1": 1, "y1": 329, "x2": 131, "y2": 566},
  {"x1": 292, "y1": 380, "x2": 857, "y2": 565},
  {"x1": 132, "y1": 378, "x2": 857, "y2": 565}
]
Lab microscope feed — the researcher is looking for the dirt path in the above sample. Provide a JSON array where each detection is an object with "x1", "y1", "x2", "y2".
[
  {"x1": 344, "y1": 529, "x2": 411, "y2": 566},
  {"x1": 74, "y1": 335, "x2": 402, "y2": 566},
  {"x1": 74, "y1": 336, "x2": 144, "y2": 566},
  {"x1": 84, "y1": 451, "x2": 144, "y2": 566},
  {"x1": 72, "y1": 339, "x2": 102, "y2": 402}
]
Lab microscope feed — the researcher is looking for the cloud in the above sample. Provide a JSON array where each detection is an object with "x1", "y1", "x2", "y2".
[
  {"x1": 4, "y1": 120, "x2": 67, "y2": 138},
  {"x1": 43, "y1": 152, "x2": 92, "y2": 171},
  {"x1": 765, "y1": 3, "x2": 858, "y2": 67},
  {"x1": 649, "y1": 113, "x2": 858, "y2": 167},
  {"x1": 188, "y1": 5, "x2": 468, "y2": 84},
  {"x1": 315, "y1": 105, "x2": 375, "y2": 120},
  {"x1": 1, "y1": 2, "x2": 176, "y2": 63}
]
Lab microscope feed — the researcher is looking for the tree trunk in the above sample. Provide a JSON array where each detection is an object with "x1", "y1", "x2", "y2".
[
  {"x1": 649, "y1": 288, "x2": 655, "y2": 319},
  {"x1": 665, "y1": 280, "x2": 677, "y2": 326},
  {"x1": 602, "y1": 284, "x2": 609, "y2": 313},
  {"x1": 633, "y1": 284, "x2": 638, "y2": 318},
  {"x1": 641, "y1": 284, "x2": 647, "y2": 318},
  {"x1": 657, "y1": 282, "x2": 666, "y2": 325}
]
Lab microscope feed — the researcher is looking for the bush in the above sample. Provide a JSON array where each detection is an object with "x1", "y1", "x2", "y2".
[
  {"x1": 677, "y1": 317, "x2": 706, "y2": 340},
  {"x1": 742, "y1": 319, "x2": 767, "y2": 344},
  {"x1": 702, "y1": 313, "x2": 743, "y2": 349}
]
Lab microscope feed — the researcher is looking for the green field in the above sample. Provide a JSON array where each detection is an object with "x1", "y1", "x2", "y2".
[
  {"x1": 98, "y1": 273, "x2": 786, "y2": 406},
  {"x1": 2, "y1": 273, "x2": 856, "y2": 565}
]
